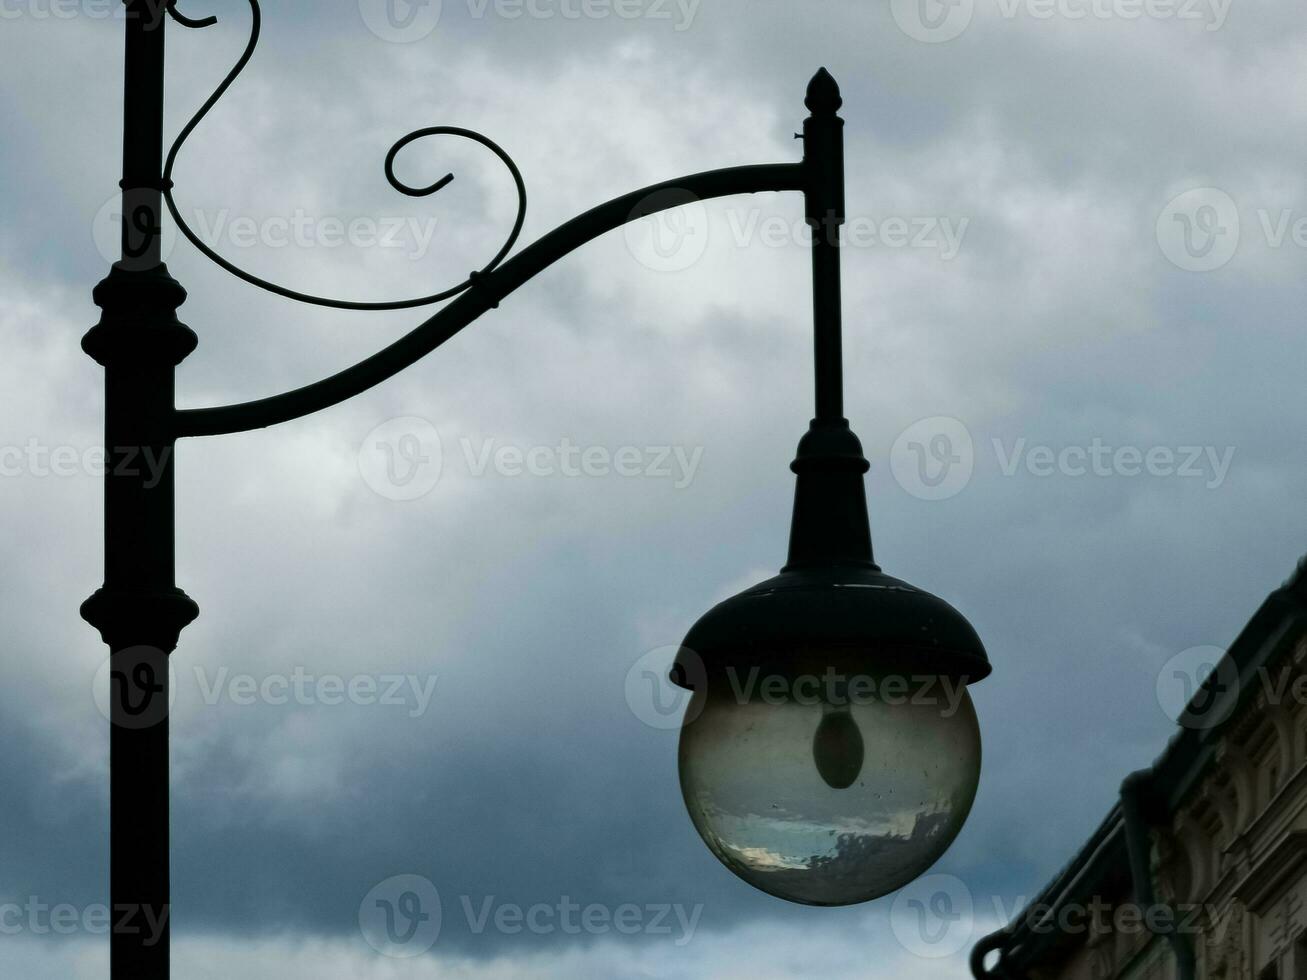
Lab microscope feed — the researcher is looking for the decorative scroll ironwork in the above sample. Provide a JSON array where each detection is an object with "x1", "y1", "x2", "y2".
[
  {"x1": 165, "y1": 0, "x2": 216, "y2": 29},
  {"x1": 157, "y1": 0, "x2": 808, "y2": 438},
  {"x1": 161, "y1": 0, "x2": 528, "y2": 311}
]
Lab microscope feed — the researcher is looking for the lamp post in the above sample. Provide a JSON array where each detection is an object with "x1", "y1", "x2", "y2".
[{"x1": 84, "y1": 1, "x2": 992, "y2": 975}]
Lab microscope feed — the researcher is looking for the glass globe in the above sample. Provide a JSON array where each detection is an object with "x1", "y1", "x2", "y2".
[{"x1": 678, "y1": 674, "x2": 981, "y2": 906}]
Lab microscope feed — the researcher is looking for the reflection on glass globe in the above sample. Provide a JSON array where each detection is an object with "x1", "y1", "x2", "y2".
[{"x1": 678, "y1": 679, "x2": 981, "y2": 907}]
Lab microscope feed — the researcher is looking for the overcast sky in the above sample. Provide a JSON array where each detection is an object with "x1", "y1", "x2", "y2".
[{"x1": 3, "y1": 0, "x2": 1307, "y2": 976}]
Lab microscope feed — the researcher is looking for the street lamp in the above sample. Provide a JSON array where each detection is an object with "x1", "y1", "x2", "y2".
[{"x1": 84, "y1": 1, "x2": 992, "y2": 974}]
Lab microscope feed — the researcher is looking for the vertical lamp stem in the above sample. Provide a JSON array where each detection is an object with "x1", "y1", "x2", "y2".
[
  {"x1": 804, "y1": 67, "x2": 847, "y2": 422},
  {"x1": 784, "y1": 69, "x2": 875, "y2": 573}
]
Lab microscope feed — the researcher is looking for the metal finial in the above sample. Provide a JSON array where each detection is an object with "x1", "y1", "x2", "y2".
[{"x1": 805, "y1": 68, "x2": 843, "y2": 115}]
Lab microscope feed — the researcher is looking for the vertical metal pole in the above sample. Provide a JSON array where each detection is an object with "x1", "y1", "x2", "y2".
[
  {"x1": 81, "y1": 3, "x2": 199, "y2": 977},
  {"x1": 785, "y1": 70, "x2": 875, "y2": 572},
  {"x1": 803, "y1": 68, "x2": 846, "y2": 422}
]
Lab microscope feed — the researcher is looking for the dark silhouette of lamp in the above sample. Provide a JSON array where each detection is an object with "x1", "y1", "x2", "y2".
[
  {"x1": 673, "y1": 414, "x2": 990, "y2": 906},
  {"x1": 670, "y1": 72, "x2": 990, "y2": 908},
  {"x1": 84, "y1": 5, "x2": 994, "y2": 968}
]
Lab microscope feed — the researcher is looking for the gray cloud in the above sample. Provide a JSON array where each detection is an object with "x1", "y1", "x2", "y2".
[{"x1": 2, "y1": 0, "x2": 1306, "y2": 974}]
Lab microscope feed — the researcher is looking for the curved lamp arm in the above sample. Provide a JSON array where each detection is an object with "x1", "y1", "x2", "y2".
[
  {"x1": 160, "y1": 1, "x2": 843, "y2": 439},
  {"x1": 160, "y1": 0, "x2": 828, "y2": 440},
  {"x1": 174, "y1": 162, "x2": 804, "y2": 438}
]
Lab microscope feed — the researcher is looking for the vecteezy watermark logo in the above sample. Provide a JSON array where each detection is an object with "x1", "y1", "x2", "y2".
[
  {"x1": 1156, "y1": 645, "x2": 1237, "y2": 731},
  {"x1": 359, "y1": 0, "x2": 443, "y2": 42},
  {"x1": 624, "y1": 646, "x2": 705, "y2": 731},
  {"x1": 891, "y1": 417, "x2": 975, "y2": 501},
  {"x1": 891, "y1": 0, "x2": 974, "y2": 42},
  {"x1": 728, "y1": 211, "x2": 970, "y2": 260},
  {"x1": 890, "y1": 873, "x2": 975, "y2": 959},
  {"x1": 722, "y1": 667, "x2": 971, "y2": 716},
  {"x1": 892, "y1": 0, "x2": 1229, "y2": 42},
  {"x1": 360, "y1": 421, "x2": 705, "y2": 499},
  {"x1": 459, "y1": 895, "x2": 703, "y2": 945},
  {"x1": 358, "y1": 417, "x2": 444, "y2": 502},
  {"x1": 988, "y1": 894, "x2": 1220, "y2": 940},
  {"x1": 459, "y1": 437, "x2": 704, "y2": 488},
  {"x1": 1002, "y1": 0, "x2": 1230, "y2": 28},
  {"x1": 993, "y1": 439, "x2": 1235, "y2": 489},
  {"x1": 467, "y1": 0, "x2": 700, "y2": 28},
  {"x1": 891, "y1": 421, "x2": 1237, "y2": 500},
  {"x1": 1157, "y1": 187, "x2": 1240, "y2": 272},
  {"x1": 0, "y1": 441, "x2": 172, "y2": 485},
  {"x1": 94, "y1": 193, "x2": 443, "y2": 268},
  {"x1": 624, "y1": 202, "x2": 968, "y2": 269},
  {"x1": 0, "y1": 0, "x2": 170, "y2": 23},
  {"x1": 96, "y1": 660, "x2": 438, "y2": 721},
  {"x1": 191, "y1": 667, "x2": 439, "y2": 718},
  {"x1": 359, "y1": 877, "x2": 703, "y2": 952},
  {"x1": 359, "y1": 875, "x2": 443, "y2": 958},
  {"x1": 623, "y1": 190, "x2": 710, "y2": 273},
  {"x1": 1155, "y1": 190, "x2": 1307, "y2": 272},
  {"x1": 93, "y1": 647, "x2": 177, "y2": 730},
  {"x1": 0, "y1": 898, "x2": 170, "y2": 945},
  {"x1": 93, "y1": 190, "x2": 178, "y2": 272}
]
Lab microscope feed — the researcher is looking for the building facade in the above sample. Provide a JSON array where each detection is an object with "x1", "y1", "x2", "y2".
[{"x1": 973, "y1": 562, "x2": 1307, "y2": 980}]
